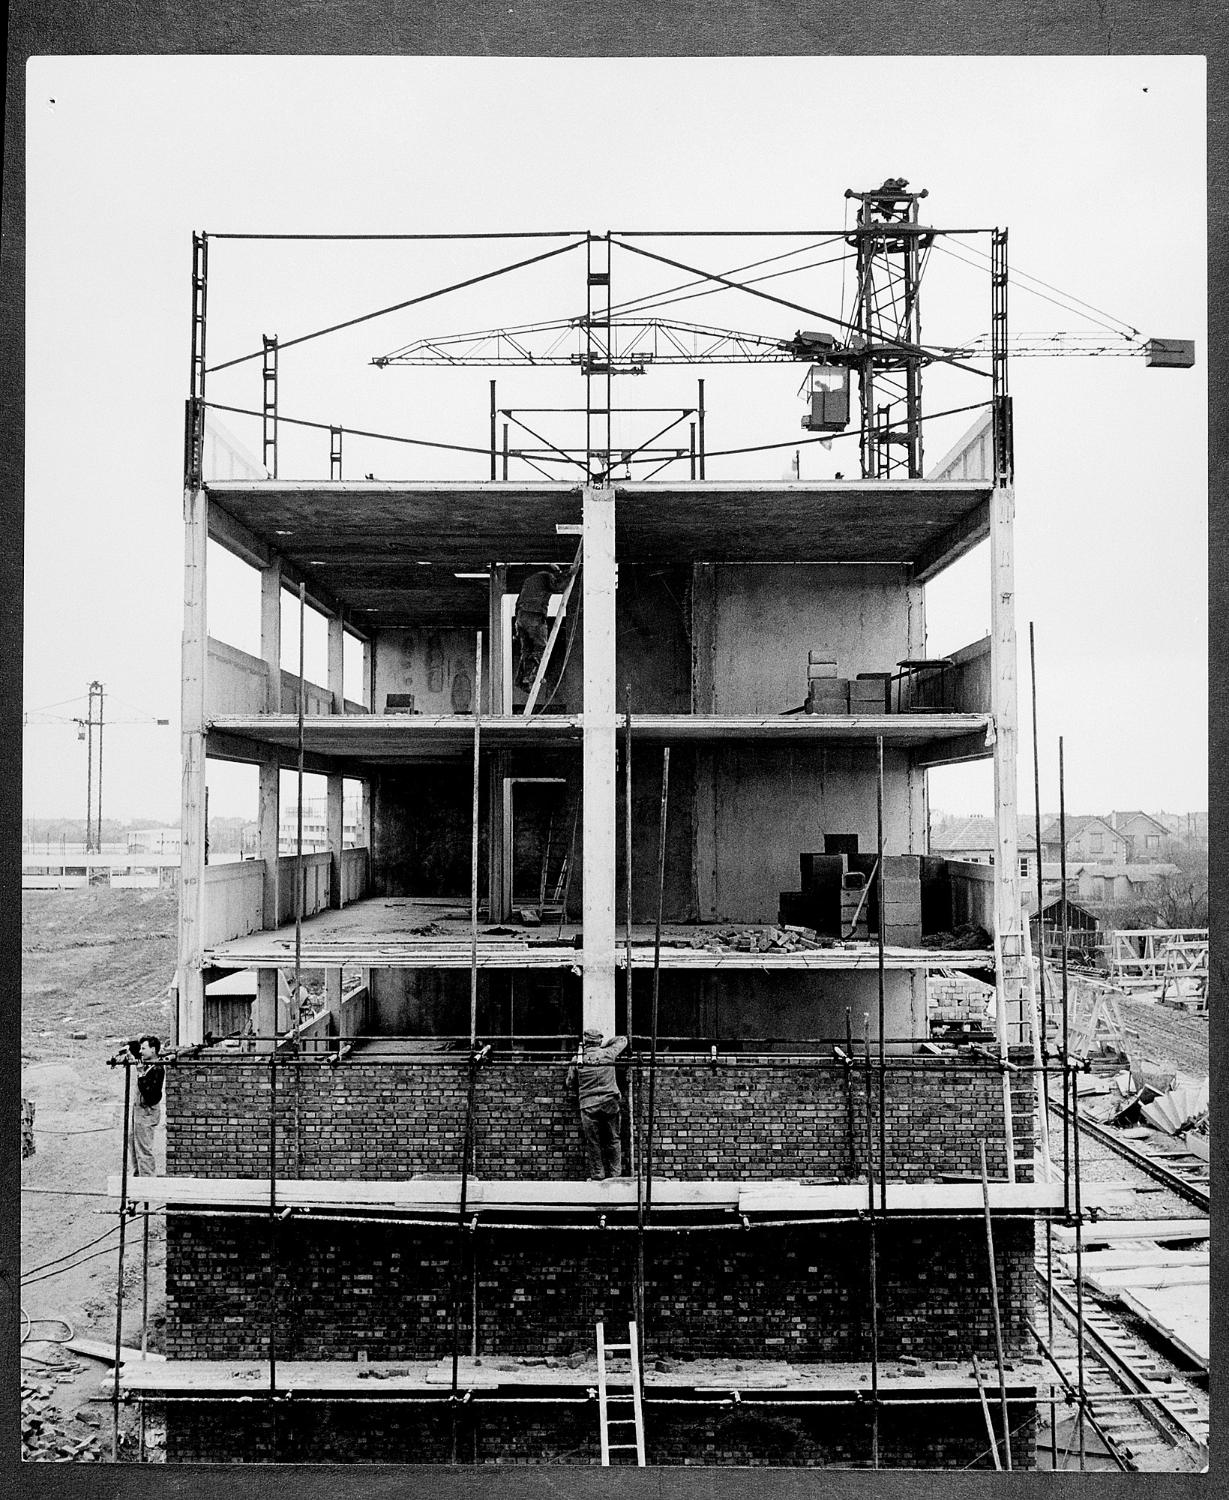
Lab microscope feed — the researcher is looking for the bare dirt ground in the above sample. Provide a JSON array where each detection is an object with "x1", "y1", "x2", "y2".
[{"x1": 20, "y1": 888, "x2": 177, "y2": 1462}]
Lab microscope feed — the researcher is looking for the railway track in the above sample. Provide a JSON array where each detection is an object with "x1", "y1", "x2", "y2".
[
  {"x1": 1033, "y1": 1260, "x2": 1208, "y2": 1470},
  {"x1": 1048, "y1": 1098, "x2": 1210, "y2": 1213}
]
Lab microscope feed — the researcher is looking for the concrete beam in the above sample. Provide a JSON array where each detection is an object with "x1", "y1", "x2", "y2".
[{"x1": 910, "y1": 497, "x2": 990, "y2": 585}]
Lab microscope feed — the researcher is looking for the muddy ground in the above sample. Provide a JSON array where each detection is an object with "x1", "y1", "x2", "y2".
[{"x1": 20, "y1": 888, "x2": 177, "y2": 1461}]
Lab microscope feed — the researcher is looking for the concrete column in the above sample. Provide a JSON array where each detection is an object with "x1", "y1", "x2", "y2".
[
  {"x1": 487, "y1": 564, "x2": 507, "y2": 715},
  {"x1": 261, "y1": 557, "x2": 282, "y2": 713},
  {"x1": 255, "y1": 968, "x2": 278, "y2": 1054},
  {"x1": 905, "y1": 572, "x2": 928, "y2": 852},
  {"x1": 328, "y1": 614, "x2": 345, "y2": 712},
  {"x1": 990, "y1": 483, "x2": 1022, "y2": 1032},
  {"x1": 582, "y1": 486, "x2": 617, "y2": 1036},
  {"x1": 690, "y1": 564, "x2": 718, "y2": 920},
  {"x1": 178, "y1": 486, "x2": 208, "y2": 1046},
  {"x1": 363, "y1": 638, "x2": 375, "y2": 713},
  {"x1": 487, "y1": 753, "x2": 509, "y2": 922},
  {"x1": 327, "y1": 771, "x2": 344, "y2": 909},
  {"x1": 259, "y1": 755, "x2": 280, "y2": 930}
]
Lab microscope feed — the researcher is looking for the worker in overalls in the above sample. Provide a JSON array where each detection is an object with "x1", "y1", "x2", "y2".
[{"x1": 567, "y1": 1029, "x2": 628, "y2": 1180}]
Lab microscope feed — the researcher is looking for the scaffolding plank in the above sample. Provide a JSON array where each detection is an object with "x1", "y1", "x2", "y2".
[
  {"x1": 1050, "y1": 1218, "x2": 1209, "y2": 1247},
  {"x1": 116, "y1": 1354, "x2": 1040, "y2": 1398},
  {"x1": 107, "y1": 1175, "x2": 1128, "y2": 1220}
]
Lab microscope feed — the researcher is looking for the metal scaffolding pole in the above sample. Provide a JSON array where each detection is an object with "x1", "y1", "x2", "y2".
[
  {"x1": 978, "y1": 1141, "x2": 1012, "y2": 1470},
  {"x1": 1072, "y1": 1055, "x2": 1088, "y2": 1471},
  {"x1": 1059, "y1": 737, "x2": 1071, "y2": 1220},
  {"x1": 644, "y1": 748, "x2": 669, "y2": 1217},
  {"x1": 470, "y1": 631, "x2": 483, "y2": 1046},
  {"x1": 863, "y1": 1013, "x2": 879, "y2": 1469},
  {"x1": 876, "y1": 736, "x2": 886, "y2": 1213},
  {"x1": 111, "y1": 1060, "x2": 132, "y2": 1461}
]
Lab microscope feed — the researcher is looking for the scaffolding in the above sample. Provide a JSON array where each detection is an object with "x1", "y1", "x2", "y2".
[{"x1": 116, "y1": 199, "x2": 1126, "y2": 1471}]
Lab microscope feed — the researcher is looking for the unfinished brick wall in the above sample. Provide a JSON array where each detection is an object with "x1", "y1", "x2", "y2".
[
  {"x1": 165, "y1": 1053, "x2": 1032, "y2": 1183},
  {"x1": 165, "y1": 1218, "x2": 1036, "y2": 1365},
  {"x1": 166, "y1": 1395, "x2": 1036, "y2": 1468}
]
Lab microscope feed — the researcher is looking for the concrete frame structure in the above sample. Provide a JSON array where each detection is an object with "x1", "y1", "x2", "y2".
[{"x1": 138, "y1": 226, "x2": 1058, "y2": 1470}]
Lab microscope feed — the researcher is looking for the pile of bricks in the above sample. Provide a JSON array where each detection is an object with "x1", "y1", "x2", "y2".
[{"x1": 21, "y1": 1366, "x2": 103, "y2": 1462}]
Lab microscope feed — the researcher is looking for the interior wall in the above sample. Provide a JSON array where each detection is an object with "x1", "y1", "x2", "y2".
[
  {"x1": 373, "y1": 627, "x2": 485, "y2": 714},
  {"x1": 370, "y1": 969, "x2": 579, "y2": 1038},
  {"x1": 615, "y1": 564, "x2": 692, "y2": 713},
  {"x1": 631, "y1": 970, "x2": 924, "y2": 1044},
  {"x1": 371, "y1": 766, "x2": 487, "y2": 896},
  {"x1": 702, "y1": 564, "x2": 915, "y2": 715},
  {"x1": 706, "y1": 744, "x2": 918, "y2": 922}
]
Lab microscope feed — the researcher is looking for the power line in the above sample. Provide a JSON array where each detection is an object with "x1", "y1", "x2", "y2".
[{"x1": 206, "y1": 238, "x2": 587, "y2": 374}]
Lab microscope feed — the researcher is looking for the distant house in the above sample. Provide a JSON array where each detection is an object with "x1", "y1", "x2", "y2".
[
  {"x1": 932, "y1": 816, "x2": 1039, "y2": 882},
  {"x1": 1109, "y1": 810, "x2": 1171, "y2": 861},
  {"x1": 1039, "y1": 814, "x2": 1129, "y2": 871},
  {"x1": 1030, "y1": 894, "x2": 1103, "y2": 960}
]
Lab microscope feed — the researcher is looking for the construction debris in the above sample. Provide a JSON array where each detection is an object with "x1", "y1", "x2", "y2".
[
  {"x1": 21, "y1": 1370, "x2": 105, "y2": 1463},
  {"x1": 1138, "y1": 1081, "x2": 1209, "y2": 1137},
  {"x1": 919, "y1": 923, "x2": 991, "y2": 951}
]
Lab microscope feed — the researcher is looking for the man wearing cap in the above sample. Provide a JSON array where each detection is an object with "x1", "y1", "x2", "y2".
[
  {"x1": 513, "y1": 566, "x2": 563, "y2": 691},
  {"x1": 567, "y1": 1029, "x2": 628, "y2": 1181}
]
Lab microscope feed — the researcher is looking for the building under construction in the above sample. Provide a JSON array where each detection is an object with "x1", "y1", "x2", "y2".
[{"x1": 108, "y1": 185, "x2": 1172, "y2": 1467}]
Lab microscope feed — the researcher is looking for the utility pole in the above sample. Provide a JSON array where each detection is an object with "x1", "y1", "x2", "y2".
[{"x1": 75, "y1": 681, "x2": 105, "y2": 852}]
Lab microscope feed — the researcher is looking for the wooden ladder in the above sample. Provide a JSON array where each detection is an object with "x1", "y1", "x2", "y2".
[{"x1": 596, "y1": 1320, "x2": 646, "y2": 1466}]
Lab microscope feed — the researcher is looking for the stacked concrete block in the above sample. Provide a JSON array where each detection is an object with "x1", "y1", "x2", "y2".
[
  {"x1": 880, "y1": 854, "x2": 923, "y2": 945},
  {"x1": 840, "y1": 872, "x2": 869, "y2": 940},
  {"x1": 850, "y1": 672, "x2": 892, "y2": 713},
  {"x1": 805, "y1": 649, "x2": 849, "y2": 714}
]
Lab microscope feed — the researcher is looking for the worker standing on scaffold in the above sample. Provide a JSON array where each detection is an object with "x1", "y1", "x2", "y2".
[
  {"x1": 111, "y1": 1035, "x2": 165, "y2": 1175},
  {"x1": 567, "y1": 1029, "x2": 628, "y2": 1181}
]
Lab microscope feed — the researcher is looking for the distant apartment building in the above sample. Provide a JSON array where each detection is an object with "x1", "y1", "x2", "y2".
[
  {"x1": 278, "y1": 797, "x2": 365, "y2": 855},
  {"x1": 128, "y1": 826, "x2": 182, "y2": 854}
]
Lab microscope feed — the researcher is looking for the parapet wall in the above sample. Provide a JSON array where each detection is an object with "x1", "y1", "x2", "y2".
[{"x1": 166, "y1": 1053, "x2": 1033, "y2": 1183}]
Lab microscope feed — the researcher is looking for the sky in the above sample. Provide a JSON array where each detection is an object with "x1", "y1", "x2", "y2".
[{"x1": 23, "y1": 55, "x2": 1207, "y2": 825}]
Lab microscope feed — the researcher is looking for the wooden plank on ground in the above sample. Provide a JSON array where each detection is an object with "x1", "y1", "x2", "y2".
[
  {"x1": 1058, "y1": 1247, "x2": 1208, "y2": 1273},
  {"x1": 1117, "y1": 1285, "x2": 1209, "y2": 1369},
  {"x1": 66, "y1": 1337, "x2": 166, "y2": 1364},
  {"x1": 1051, "y1": 1218, "x2": 1209, "y2": 1247},
  {"x1": 1082, "y1": 1264, "x2": 1209, "y2": 1294}
]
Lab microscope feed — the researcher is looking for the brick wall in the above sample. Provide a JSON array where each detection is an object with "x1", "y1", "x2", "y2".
[
  {"x1": 166, "y1": 1218, "x2": 1035, "y2": 1365},
  {"x1": 166, "y1": 1053, "x2": 1032, "y2": 1184},
  {"x1": 166, "y1": 1397, "x2": 1036, "y2": 1468}
]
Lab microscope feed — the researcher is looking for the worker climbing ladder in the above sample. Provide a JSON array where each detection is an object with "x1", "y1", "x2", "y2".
[{"x1": 595, "y1": 1320, "x2": 646, "y2": 1466}]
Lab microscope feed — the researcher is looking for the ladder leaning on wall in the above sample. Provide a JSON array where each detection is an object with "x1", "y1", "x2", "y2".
[
  {"x1": 993, "y1": 921, "x2": 1050, "y2": 1184},
  {"x1": 596, "y1": 1320, "x2": 646, "y2": 1465}
]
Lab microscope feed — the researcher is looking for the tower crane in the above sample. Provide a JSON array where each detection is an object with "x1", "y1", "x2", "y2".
[{"x1": 370, "y1": 181, "x2": 1194, "y2": 482}]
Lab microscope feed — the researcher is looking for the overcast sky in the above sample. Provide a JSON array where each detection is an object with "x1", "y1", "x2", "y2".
[{"x1": 23, "y1": 55, "x2": 1206, "y2": 825}]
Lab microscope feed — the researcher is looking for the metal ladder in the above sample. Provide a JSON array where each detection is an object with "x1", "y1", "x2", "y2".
[{"x1": 596, "y1": 1320, "x2": 646, "y2": 1466}]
